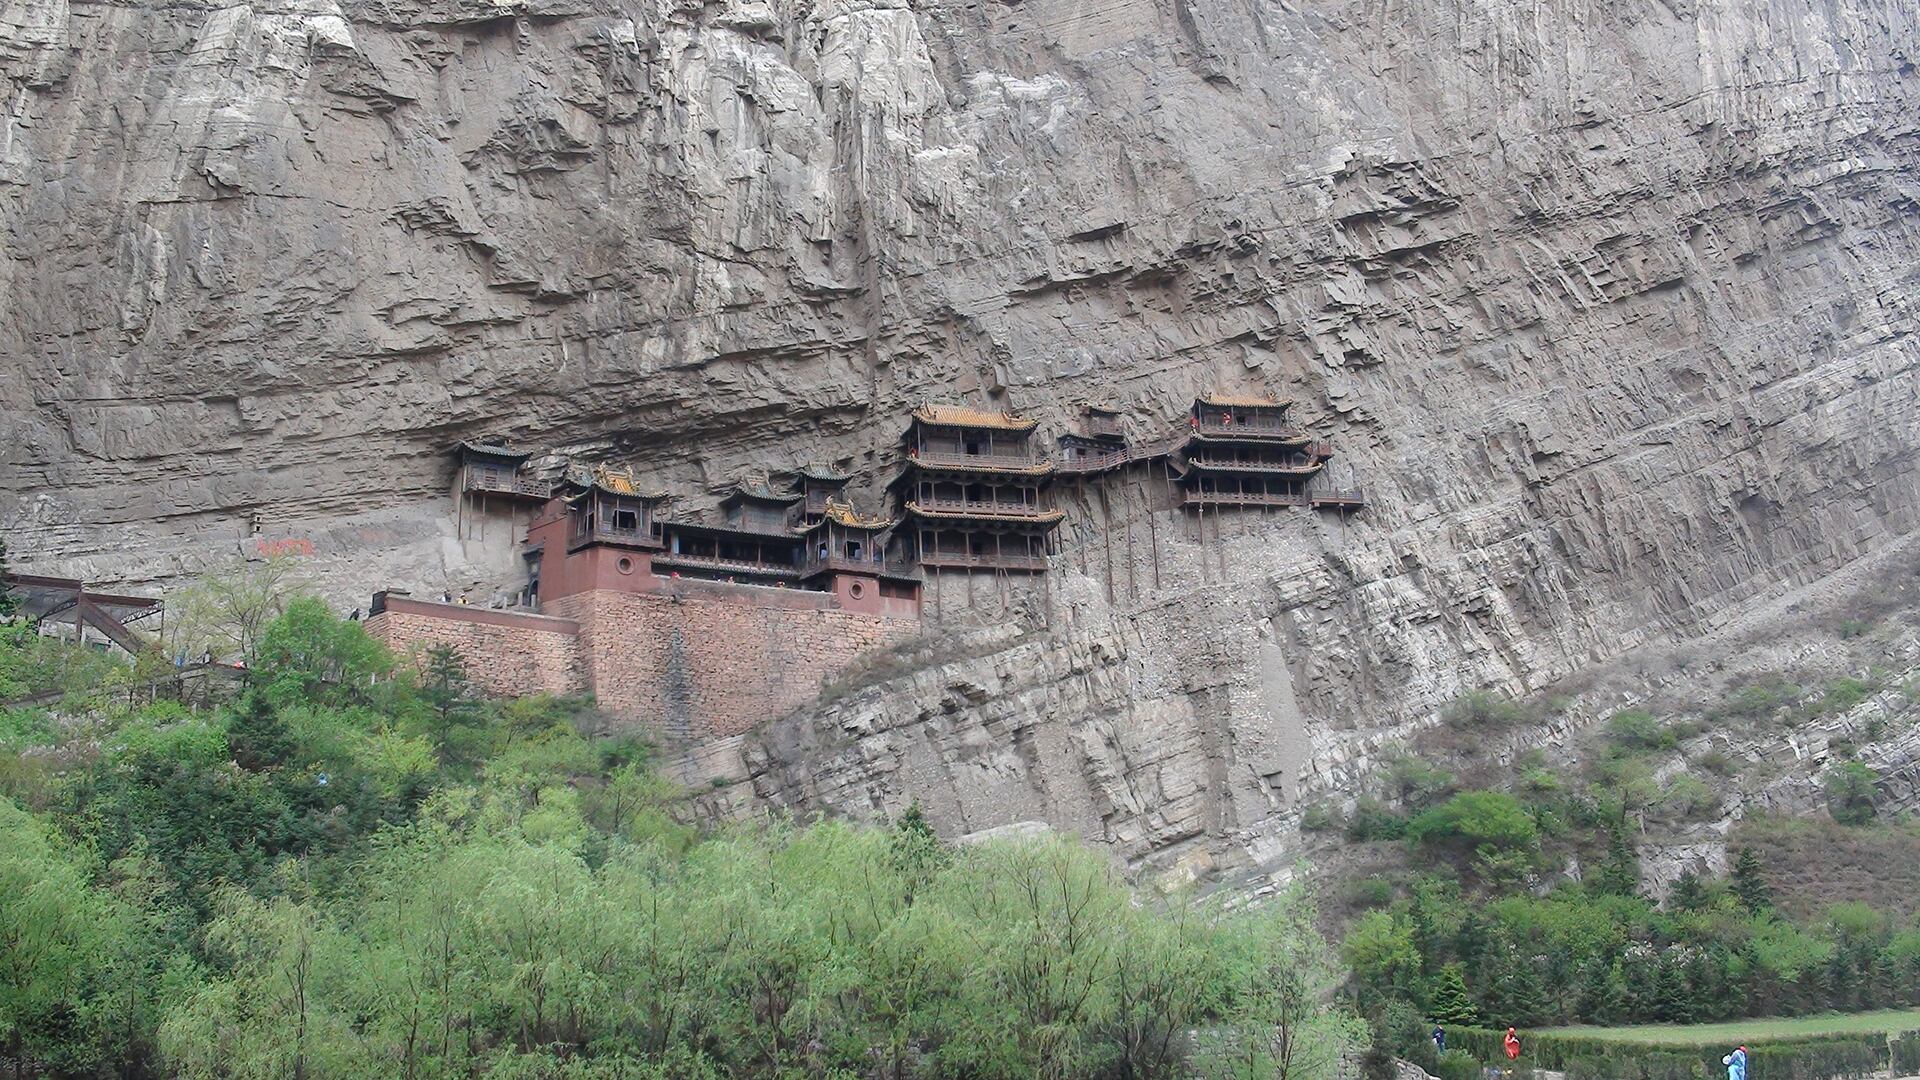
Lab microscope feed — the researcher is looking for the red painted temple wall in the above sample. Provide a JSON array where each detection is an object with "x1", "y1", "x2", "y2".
[
  {"x1": 543, "y1": 584, "x2": 915, "y2": 738},
  {"x1": 365, "y1": 597, "x2": 586, "y2": 699}
]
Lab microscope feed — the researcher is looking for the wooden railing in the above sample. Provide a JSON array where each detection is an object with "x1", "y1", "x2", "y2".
[
  {"x1": 1194, "y1": 420, "x2": 1308, "y2": 441},
  {"x1": 464, "y1": 471, "x2": 549, "y2": 499},
  {"x1": 912, "y1": 497, "x2": 1053, "y2": 518},
  {"x1": 1055, "y1": 434, "x2": 1186, "y2": 476},
  {"x1": 574, "y1": 523, "x2": 658, "y2": 548},
  {"x1": 911, "y1": 450, "x2": 1047, "y2": 470},
  {"x1": 654, "y1": 551, "x2": 798, "y2": 577},
  {"x1": 1185, "y1": 455, "x2": 1323, "y2": 475},
  {"x1": 1179, "y1": 490, "x2": 1308, "y2": 508},
  {"x1": 1311, "y1": 488, "x2": 1366, "y2": 508},
  {"x1": 919, "y1": 551, "x2": 1049, "y2": 572}
]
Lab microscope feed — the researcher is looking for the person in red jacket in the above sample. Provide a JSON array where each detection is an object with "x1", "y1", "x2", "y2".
[{"x1": 1504, "y1": 1028, "x2": 1521, "y2": 1061}]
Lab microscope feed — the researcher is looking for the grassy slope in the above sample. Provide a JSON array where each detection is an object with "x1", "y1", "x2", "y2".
[
  {"x1": 1536, "y1": 1007, "x2": 1920, "y2": 1042},
  {"x1": 1735, "y1": 817, "x2": 1920, "y2": 925}
]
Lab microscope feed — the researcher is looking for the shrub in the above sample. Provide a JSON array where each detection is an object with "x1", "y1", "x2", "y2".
[
  {"x1": 1605, "y1": 710, "x2": 1677, "y2": 752},
  {"x1": 1437, "y1": 1049, "x2": 1482, "y2": 1080},
  {"x1": 1817, "y1": 676, "x2": 1876, "y2": 716},
  {"x1": 1408, "y1": 791, "x2": 1539, "y2": 853},
  {"x1": 1657, "y1": 773, "x2": 1720, "y2": 821},
  {"x1": 1387, "y1": 753, "x2": 1458, "y2": 809},
  {"x1": 1891, "y1": 1031, "x2": 1920, "y2": 1076},
  {"x1": 1717, "y1": 679, "x2": 1799, "y2": 723},
  {"x1": 1347, "y1": 877, "x2": 1396, "y2": 908},
  {"x1": 1823, "y1": 760, "x2": 1878, "y2": 825},
  {"x1": 1443, "y1": 691, "x2": 1529, "y2": 731},
  {"x1": 1693, "y1": 749, "x2": 1737, "y2": 776},
  {"x1": 1348, "y1": 797, "x2": 1410, "y2": 842},
  {"x1": 1301, "y1": 801, "x2": 1338, "y2": 832}
]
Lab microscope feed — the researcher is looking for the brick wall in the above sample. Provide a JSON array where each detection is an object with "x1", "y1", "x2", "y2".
[
  {"x1": 365, "y1": 598, "x2": 585, "y2": 699},
  {"x1": 544, "y1": 581, "x2": 913, "y2": 739}
]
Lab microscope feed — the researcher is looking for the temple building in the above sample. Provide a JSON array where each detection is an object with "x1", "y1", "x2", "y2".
[
  {"x1": 798, "y1": 500, "x2": 920, "y2": 612},
  {"x1": 522, "y1": 464, "x2": 667, "y2": 605},
  {"x1": 890, "y1": 404, "x2": 1064, "y2": 573},
  {"x1": 655, "y1": 482, "x2": 805, "y2": 585},
  {"x1": 1056, "y1": 405, "x2": 1130, "y2": 475},
  {"x1": 456, "y1": 441, "x2": 547, "y2": 502},
  {"x1": 794, "y1": 464, "x2": 853, "y2": 525},
  {"x1": 1174, "y1": 395, "x2": 1332, "y2": 509}
]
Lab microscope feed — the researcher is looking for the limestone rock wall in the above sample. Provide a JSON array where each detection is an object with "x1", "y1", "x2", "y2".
[{"x1": 5, "y1": 0, "x2": 1920, "y2": 878}]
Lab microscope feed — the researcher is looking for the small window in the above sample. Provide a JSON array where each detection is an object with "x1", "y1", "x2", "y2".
[
  {"x1": 845, "y1": 540, "x2": 863, "y2": 559},
  {"x1": 615, "y1": 509, "x2": 638, "y2": 530},
  {"x1": 849, "y1": 582, "x2": 865, "y2": 598},
  {"x1": 965, "y1": 441, "x2": 981, "y2": 455},
  {"x1": 616, "y1": 557, "x2": 634, "y2": 575}
]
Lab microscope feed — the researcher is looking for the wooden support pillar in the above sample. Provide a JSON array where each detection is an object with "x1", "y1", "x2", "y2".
[
  {"x1": 1098, "y1": 484, "x2": 1115, "y2": 604},
  {"x1": 1141, "y1": 479, "x2": 1162, "y2": 593}
]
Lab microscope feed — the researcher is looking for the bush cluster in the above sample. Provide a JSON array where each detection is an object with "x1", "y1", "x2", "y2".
[{"x1": 1, "y1": 597, "x2": 1363, "y2": 1079}]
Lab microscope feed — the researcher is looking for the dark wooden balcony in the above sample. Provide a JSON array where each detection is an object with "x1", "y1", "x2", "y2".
[
  {"x1": 1311, "y1": 488, "x2": 1366, "y2": 509},
  {"x1": 1178, "y1": 489, "x2": 1308, "y2": 509},
  {"x1": 911, "y1": 496, "x2": 1054, "y2": 519},
  {"x1": 918, "y1": 551, "x2": 1049, "y2": 572},
  {"x1": 463, "y1": 469, "x2": 549, "y2": 500},
  {"x1": 801, "y1": 554, "x2": 923, "y2": 580},
  {"x1": 1054, "y1": 434, "x2": 1186, "y2": 476},
  {"x1": 1184, "y1": 455, "x2": 1324, "y2": 475},
  {"x1": 653, "y1": 551, "x2": 799, "y2": 578},
  {"x1": 571, "y1": 523, "x2": 661, "y2": 549},
  {"x1": 910, "y1": 450, "x2": 1049, "y2": 471},
  {"x1": 1193, "y1": 419, "x2": 1308, "y2": 441}
]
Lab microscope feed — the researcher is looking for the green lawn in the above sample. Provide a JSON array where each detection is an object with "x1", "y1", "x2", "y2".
[{"x1": 1536, "y1": 1008, "x2": 1920, "y2": 1044}]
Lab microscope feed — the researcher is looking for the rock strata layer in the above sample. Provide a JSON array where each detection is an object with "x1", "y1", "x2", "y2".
[{"x1": 5, "y1": 0, "x2": 1919, "y2": 878}]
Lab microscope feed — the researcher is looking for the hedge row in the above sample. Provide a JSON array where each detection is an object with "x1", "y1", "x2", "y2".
[{"x1": 1442, "y1": 1026, "x2": 1920, "y2": 1080}]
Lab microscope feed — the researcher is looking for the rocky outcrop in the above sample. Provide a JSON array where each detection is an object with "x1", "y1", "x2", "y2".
[{"x1": 6, "y1": 0, "x2": 1920, "y2": 881}]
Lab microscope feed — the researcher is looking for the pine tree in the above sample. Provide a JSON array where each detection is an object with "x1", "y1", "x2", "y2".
[
  {"x1": 1593, "y1": 824, "x2": 1640, "y2": 897},
  {"x1": 227, "y1": 690, "x2": 293, "y2": 771},
  {"x1": 1579, "y1": 958, "x2": 1631, "y2": 1025},
  {"x1": 1430, "y1": 963, "x2": 1479, "y2": 1026},
  {"x1": 1362, "y1": 1011, "x2": 1398, "y2": 1080},
  {"x1": 1652, "y1": 954, "x2": 1694, "y2": 1023},
  {"x1": 1731, "y1": 849, "x2": 1773, "y2": 913},
  {"x1": 0, "y1": 537, "x2": 17, "y2": 619},
  {"x1": 421, "y1": 644, "x2": 481, "y2": 762},
  {"x1": 1669, "y1": 870, "x2": 1708, "y2": 912}
]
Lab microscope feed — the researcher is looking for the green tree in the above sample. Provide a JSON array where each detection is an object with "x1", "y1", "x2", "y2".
[
  {"x1": 1823, "y1": 760, "x2": 1878, "y2": 825},
  {"x1": 1343, "y1": 910, "x2": 1423, "y2": 1008},
  {"x1": 1731, "y1": 849, "x2": 1773, "y2": 913},
  {"x1": 0, "y1": 539, "x2": 17, "y2": 620},
  {"x1": 227, "y1": 689, "x2": 294, "y2": 771},
  {"x1": 1204, "y1": 887, "x2": 1357, "y2": 1080},
  {"x1": 0, "y1": 799, "x2": 138, "y2": 1079},
  {"x1": 1669, "y1": 870, "x2": 1709, "y2": 912},
  {"x1": 419, "y1": 644, "x2": 481, "y2": 762},
  {"x1": 1407, "y1": 791, "x2": 1539, "y2": 853},
  {"x1": 1579, "y1": 958, "x2": 1631, "y2": 1025},
  {"x1": 1429, "y1": 963, "x2": 1478, "y2": 1026},
  {"x1": 163, "y1": 557, "x2": 303, "y2": 665},
  {"x1": 255, "y1": 597, "x2": 391, "y2": 706},
  {"x1": 1652, "y1": 953, "x2": 1694, "y2": 1023},
  {"x1": 1592, "y1": 823, "x2": 1640, "y2": 897}
]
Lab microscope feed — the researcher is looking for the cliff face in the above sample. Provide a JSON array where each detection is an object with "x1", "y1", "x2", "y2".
[{"x1": 6, "y1": 0, "x2": 1920, "y2": 877}]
